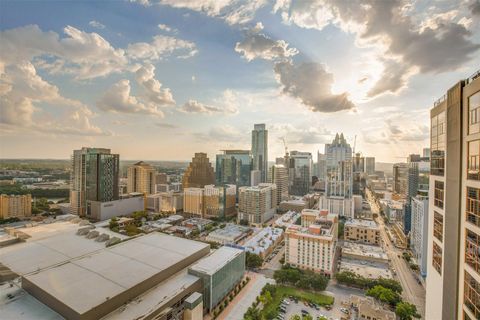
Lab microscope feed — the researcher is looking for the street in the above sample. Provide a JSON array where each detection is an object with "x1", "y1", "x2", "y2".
[{"x1": 366, "y1": 189, "x2": 426, "y2": 318}]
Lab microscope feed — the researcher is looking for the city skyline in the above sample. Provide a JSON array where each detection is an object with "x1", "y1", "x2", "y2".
[{"x1": 1, "y1": 1, "x2": 479, "y2": 162}]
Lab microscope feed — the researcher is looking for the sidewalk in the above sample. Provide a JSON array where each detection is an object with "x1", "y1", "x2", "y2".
[{"x1": 217, "y1": 271, "x2": 274, "y2": 320}]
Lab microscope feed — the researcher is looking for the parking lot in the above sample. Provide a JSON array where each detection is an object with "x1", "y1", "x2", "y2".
[{"x1": 276, "y1": 297, "x2": 350, "y2": 320}]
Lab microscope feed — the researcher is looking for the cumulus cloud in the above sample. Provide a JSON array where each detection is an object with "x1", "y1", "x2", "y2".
[
  {"x1": 471, "y1": 1, "x2": 480, "y2": 16},
  {"x1": 195, "y1": 125, "x2": 245, "y2": 142},
  {"x1": 156, "y1": 122, "x2": 178, "y2": 128},
  {"x1": 158, "y1": 24, "x2": 177, "y2": 33},
  {"x1": 271, "y1": 123, "x2": 333, "y2": 145},
  {"x1": 274, "y1": 60, "x2": 355, "y2": 112},
  {"x1": 180, "y1": 90, "x2": 239, "y2": 114},
  {"x1": 235, "y1": 23, "x2": 299, "y2": 61},
  {"x1": 126, "y1": 35, "x2": 197, "y2": 61},
  {"x1": 362, "y1": 114, "x2": 429, "y2": 144},
  {"x1": 135, "y1": 63, "x2": 175, "y2": 107},
  {"x1": 89, "y1": 20, "x2": 105, "y2": 29},
  {"x1": 0, "y1": 61, "x2": 105, "y2": 136},
  {"x1": 181, "y1": 100, "x2": 223, "y2": 114},
  {"x1": 97, "y1": 80, "x2": 164, "y2": 117},
  {"x1": 274, "y1": 0, "x2": 480, "y2": 96},
  {"x1": 134, "y1": 0, "x2": 266, "y2": 25}
]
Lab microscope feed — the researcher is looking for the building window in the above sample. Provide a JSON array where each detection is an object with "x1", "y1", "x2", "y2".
[
  {"x1": 467, "y1": 187, "x2": 480, "y2": 227},
  {"x1": 466, "y1": 229, "x2": 480, "y2": 275},
  {"x1": 431, "y1": 112, "x2": 446, "y2": 176},
  {"x1": 433, "y1": 212, "x2": 443, "y2": 243},
  {"x1": 468, "y1": 140, "x2": 480, "y2": 181},
  {"x1": 434, "y1": 181, "x2": 444, "y2": 209},
  {"x1": 432, "y1": 242, "x2": 442, "y2": 275},
  {"x1": 464, "y1": 271, "x2": 480, "y2": 319},
  {"x1": 469, "y1": 92, "x2": 480, "y2": 135}
]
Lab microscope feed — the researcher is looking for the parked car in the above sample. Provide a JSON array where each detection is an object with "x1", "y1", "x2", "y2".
[{"x1": 340, "y1": 307, "x2": 349, "y2": 314}]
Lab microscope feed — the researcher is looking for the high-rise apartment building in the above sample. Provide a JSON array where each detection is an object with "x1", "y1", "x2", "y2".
[
  {"x1": 0, "y1": 194, "x2": 32, "y2": 219},
  {"x1": 238, "y1": 183, "x2": 277, "y2": 225},
  {"x1": 316, "y1": 152, "x2": 327, "y2": 181},
  {"x1": 215, "y1": 150, "x2": 252, "y2": 187},
  {"x1": 268, "y1": 164, "x2": 289, "y2": 205},
  {"x1": 410, "y1": 195, "x2": 429, "y2": 278},
  {"x1": 393, "y1": 163, "x2": 408, "y2": 195},
  {"x1": 425, "y1": 71, "x2": 480, "y2": 320},
  {"x1": 251, "y1": 124, "x2": 268, "y2": 183},
  {"x1": 365, "y1": 157, "x2": 375, "y2": 175},
  {"x1": 203, "y1": 184, "x2": 236, "y2": 219},
  {"x1": 352, "y1": 153, "x2": 365, "y2": 196},
  {"x1": 127, "y1": 161, "x2": 156, "y2": 195},
  {"x1": 288, "y1": 151, "x2": 312, "y2": 196},
  {"x1": 182, "y1": 153, "x2": 215, "y2": 189},
  {"x1": 285, "y1": 210, "x2": 338, "y2": 277},
  {"x1": 70, "y1": 147, "x2": 119, "y2": 216},
  {"x1": 183, "y1": 188, "x2": 204, "y2": 217}
]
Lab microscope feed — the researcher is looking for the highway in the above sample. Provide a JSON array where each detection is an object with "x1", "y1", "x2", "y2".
[{"x1": 366, "y1": 189, "x2": 426, "y2": 318}]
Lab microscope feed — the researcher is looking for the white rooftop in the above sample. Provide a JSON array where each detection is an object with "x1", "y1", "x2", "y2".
[
  {"x1": 189, "y1": 246, "x2": 243, "y2": 275},
  {"x1": 345, "y1": 219, "x2": 379, "y2": 229}
]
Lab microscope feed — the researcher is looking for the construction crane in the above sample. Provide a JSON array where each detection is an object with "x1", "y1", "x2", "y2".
[
  {"x1": 281, "y1": 137, "x2": 288, "y2": 156},
  {"x1": 352, "y1": 134, "x2": 357, "y2": 155}
]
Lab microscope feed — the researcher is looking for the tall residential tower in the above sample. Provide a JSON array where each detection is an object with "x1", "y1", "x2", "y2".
[{"x1": 251, "y1": 124, "x2": 268, "y2": 183}]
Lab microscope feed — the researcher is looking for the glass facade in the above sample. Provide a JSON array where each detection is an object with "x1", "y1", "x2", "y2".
[
  {"x1": 469, "y1": 91, "x2": 480, "y2": 135},
  {"x1": 432, "y1": 242, "x2": 442, "y2": 275},
  {"x1": 467, "y1": 187, "x2": 480, "y2": 227},
  {"x1": 434, "y1": 211, "x2": 443, "y2": 243},
  {"x1": 215, "y1": 151, "x2": 252, "y2": 187},
  {"x1": 464, "y1": 271, "x2": 480, "y2": 319},
  {"x1": 431, "y1": 112, "x2": 446, "y2": 176},
  {"x1": 466, "y1": 229, "x2": 480, "y2": 274},
  {"x1": 468, "y1": 140, "x2": 480, "y2": 181},
  {"x1": 434, "y1": 180, "x2": 444, "y2": 209}
]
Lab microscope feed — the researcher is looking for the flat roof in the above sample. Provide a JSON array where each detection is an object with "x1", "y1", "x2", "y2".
[
  {"x1": 340, "y1": 260, "x2": 392, "y2": 279},
  {"x1": 342, "y1": 241, "x2": 388, "y2": 260},
  {"x1": 189, "y1": 246, "x2": 243, "y2": 275},
  {"x1": 345, "y1": 219, "x2": 379, "y2": 229},
  {"x1": 22, "y1": 233, "x2": 209, "y2": 315}
]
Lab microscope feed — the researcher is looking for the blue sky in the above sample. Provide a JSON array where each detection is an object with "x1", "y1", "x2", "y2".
[{"x1": 1, "y1": 0, "x2": 479, "y2": 162}]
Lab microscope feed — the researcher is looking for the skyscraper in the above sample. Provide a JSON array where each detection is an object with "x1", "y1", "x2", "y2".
[
  {"x1": 268, "y1": 164, "x2": 289, "y2": 204},
  {"x1": 316, "y1": 152, "x2": 326, "y2": 181},
  {"x1": 288, "y1": 151, "x2": 312, "y2": 196},
  {"x1": 251, "y1": 124, "x2": 268, "y2": 183},
  {"x1": 182, "y1": 153, "x2": 215, "y2": 189},
  {"x1": 215, "y1": 150, "x2": 252, "y2": 187},
  {"x1": 238, "y1": 183, "x2": 277, "y2": 225},
  {"x1": 127, "y1": 161, "x2": 156, "y2": 195},
  {"x1": 70, "y1": 147, "x2": 119, "y2": 216},
  {"x1": 365, "y1": 157, "x2": 375, "y2": 175},
  {"x1": 325, "y1": 133, "x2": 353, "y2": 197},
  {"x1": 393, "y1": 163, "x2": 408, "y2": 195},
  {"x1": 410, "y1": 195, "x2": 429, "y2": 278},
  {"x1": 425, "y1": 71, "x2": 479, "y2": 320}
]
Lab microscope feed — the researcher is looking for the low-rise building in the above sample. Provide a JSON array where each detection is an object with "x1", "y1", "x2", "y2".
[
  {"x1": 274, "y1": 210, "x2": 301, "y2": 228},
  {"x1": 86, "y1": 193, "x2": 145, "y2": 221},
  {"x1": 350, "y1": 295, "x2": 396, "y2": 320},
  {"x1": 242, "y1": 227, "x2": 283, "y2": 258},
  {"x1": 182, "y1": 218, "x2": 214, "y2": 232},
  {"x1": 285, "y1": 212, "x2": 338, "y2": 277},
  {"x1": 206, "y1": 224, "x2": 251, "y2": 245},
  {"x1": 238, "y1": 183, "x2": 277, "y2": 225},
  {"x1": 278, "y1": 198, "x2": 306, "y2": 213},
  {"x1": 147, "y1": 192, "x2": 183, "y2": 213},
  {"x1": 344, "y1": 219, "x2": 381, "y2": 245},
  {"x1": 0, "y1": 194, "x2": 32, "y2": 219},
  {"x1": 188, "y1": 246, "x2": 245, "y2": 313}
]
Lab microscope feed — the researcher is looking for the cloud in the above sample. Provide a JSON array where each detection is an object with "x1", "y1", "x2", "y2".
[
  {"x1": 0, "y1": 61, "x2": 105, "y2": 136},
  {"x1": 89, "y1": 20, "x2": 106, "y2": 29},
  {"x1": 126, "y1": 34, "x2": 197, "y2": 61},
  {"x1": 135, "y1": 0, "x2": 267, "y2": 25},
  {"x1": 270, "y1": 123, "x2": 333, "y2": 145},
  {"x1": 274, "y1": 0, "x2": 480, "y2": 96},
  {"x1": 97, "y1": 79, "x2": 164, "y2": 117},
  {"x1": 471, "y1": 1, "x2": 480, "y2": 16},
  {"x1": 274, "y1": 60, "x2": 355, "y2": 112},
  {"x1": 181, "y1": 99, "x2": 223, "y2": 114},
  {"x1": 362, "y1": 114, "x2": 429, "y2": 144},
  {"x1": 181, "y1": 90, "x2": 239, "y2": 114},
  {"x1": 158, "y1": 24, "x2": 177, "y2": 33},
  {"x1": 235, "y1": 23, "x2": 299, "y2": 61},
  {"x1": 195, "y1": 125, "x2": 245, "y2": 142},
  {"x1": 156, "y1": 122, "x2": 178, "y2": 128},
  {"x1": 135, "y1": 63, "x2": 176, "y2": 107}
]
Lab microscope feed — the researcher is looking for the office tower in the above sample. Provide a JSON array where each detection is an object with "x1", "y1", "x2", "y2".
[
  {"x1": 250, "y1": 170, "x2": 261, "y2": 186},
  {"x1": 238, "y1": 183, "x2": 277, "y2": 225},
  {"x1": 423, "y1": 147, "x2": 431, "y2": 159},
  {"x1": 251, "y1": 124, "x2": 268, "y2": 183},
  {"x1": 183, "y1": 188, "x2": 204, "y2": 216},
  {"x1": 155, "y1": 172, "x2": 168, "y2": 184},
  {"x1": 182, "y1": 153, "x2": 215, "y2": 189},
  {"x1": 203, "y1": 184, "x2": 236, "y2": 219},
  {"x1": 411, "y1": 195, "x2": 429, "y2": 278},
  {"x1": 325, "y1": 133, "x2": 352, "y2": 167},
  {"x1": 288, "y1": 151, "x2": 313, "y2": 196},
  {"x1": 325, "y1": 133, "x2": 353, "y2": 196},
  {"x1": 393, "y1": 163, "x2": 408, "y2": 195},
  {"x1": 352, "y1": 153, "x2": 365, "y2": 173},
  {"x1": 70, "y1": 147, "x2": 119, "y2": 216},
  {"x1": 215, "y1": 150, "x2": 252, "y2": 187},
  {"x1": 316, "y1": 152, "x2": 327, "y2": 181},
  {"x1": 425, "y1": 72, "x2": 479, "y2": 320},
  {"x1": 285, "y1": 210, "x2": 338, "y2": 277},
  {"x1": 268, "y1": 164, "x2": 289, "y2": 204},
  {"x1": 352, "y1": 153, "x2": 365, "y2": 195},
  {"x1": 127, "y1": 161, "x2": 156, "y2": 195},
  {"x1": 0, "y1": 194, "x2": 32, "y2": 219},
  {"x1": 275, "y1": 157, "x2": 285, "y2": 165},
  {"x1": 365, "y1": 157, "x2": 375, "y2": 175}
]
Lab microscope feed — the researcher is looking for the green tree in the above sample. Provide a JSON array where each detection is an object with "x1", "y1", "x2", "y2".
[
  {"x1": 395, "y1": 302, "x2": 421, "y2": 320},
  {"x1": 259, "y1": 291, "x2": 272, "y2": 305},
  {"x1": 289, "y1": 316, "x2": 301, "y2": 320},
  {"x1": 366, "y1": 285, "x2": 401, "y2": 306},
  {"x1": 309, "y1": 273, "x2": 329, "y2": 291},
  {"x1": 302, "y1": 315, "x2": 313, "y2": 320},
  {"x1": 246, "y1": 252, "x2": 264, "y2": 269}
]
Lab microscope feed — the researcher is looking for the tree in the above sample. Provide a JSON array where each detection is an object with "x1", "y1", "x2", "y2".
[
  {"x1": 289, "y1": 316, "x2": 301, "y2": 320},
  {"x1": 309, "y1": 273, "x2": 329, "y2": 291},
  {"x1": 366, "y1": 285, "x2": 401, "y2": 306},
  {"x1": 259, "y1": 291, "x2": 272, "y2": 305},
  {"x1": 302, "y1": 315, "x2": 313, "y2": 320},
  {"x1": 246, "y1": 252, "x2": 264, "y2": 269},
  {"x1": 395, "y1": 302, "x2": 421, "y2": 320}
]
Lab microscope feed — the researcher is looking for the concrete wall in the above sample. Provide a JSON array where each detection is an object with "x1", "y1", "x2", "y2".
[{"x1": 87, "y1": 196, "x2": 144, "y2": 221}]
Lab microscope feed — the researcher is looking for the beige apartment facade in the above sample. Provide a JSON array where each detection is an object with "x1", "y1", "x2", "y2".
[
  {"x1": 344, "y1": 219, "x2": 381, "y2": 245},
  {"x1": 0, "y1": 194, "x2": 32, "y2": 219},
  {"x1": 425, "y1": 71, "x2": 480, "y2": 320},
  {"x1": 285, "y1": 211, "x2": 338, "y2": 277},
  {"x1": 184, "y1": 188, "x2": 204, "y2": 217},
  {"x1": 238, "y1": 183, "x2": 277, "y2": 225},
  {"x1": 127, "y1": 161, "x2": 156, "y2": 195}
]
